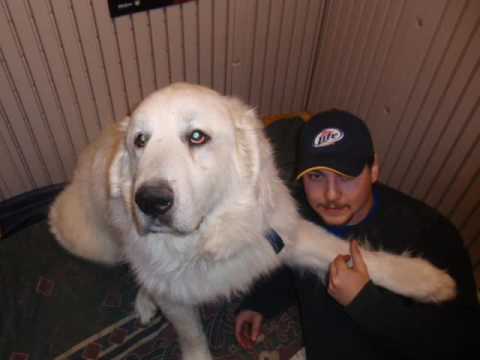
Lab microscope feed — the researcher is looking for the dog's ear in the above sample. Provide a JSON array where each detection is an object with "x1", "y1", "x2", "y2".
[
  {"x1": 229, "y1": 98, "x2": 263, "y2": 183},
  {"x1": 109, "y1": 117, "x2": 130, "y2": 198},
  {"x1": 229, "y1": 98, "x2": 276, "y2": 208}
]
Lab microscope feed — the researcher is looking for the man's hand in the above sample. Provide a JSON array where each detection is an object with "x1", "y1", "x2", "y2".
[
  {"x1": 328, "y1": 240, "x2": 370, "y2": 306},
  {"x1": 234, "y1": 310, "x2": 264, "y2": 350}
]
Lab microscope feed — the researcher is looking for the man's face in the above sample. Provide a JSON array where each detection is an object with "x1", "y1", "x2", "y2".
[{"x1": 302, "y1": 162, "x2": 379, "y2": 226}]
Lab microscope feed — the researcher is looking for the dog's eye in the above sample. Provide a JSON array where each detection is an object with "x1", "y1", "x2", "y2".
[
  {"x1": 188, "y1": 130, "x2": 210, "y2": 146},
  {"x1": 134, "y1": 132, "x2": 150, "y2": 148}
]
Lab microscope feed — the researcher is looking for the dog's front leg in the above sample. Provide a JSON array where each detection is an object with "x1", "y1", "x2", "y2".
[
  {"x1": 157, "y1": 298, "x2": 212, "y2": 360},
  {"x1": 285, "y1": 218, "x2": 456, "y2": 303},
  {"x1": 284, "y1": 218, "x2": 349, "y2": 281}
]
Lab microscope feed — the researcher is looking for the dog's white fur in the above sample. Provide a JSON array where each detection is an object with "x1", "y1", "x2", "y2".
[{"x1": 49, "y1": 83, "x2": 456, "y2": 360}]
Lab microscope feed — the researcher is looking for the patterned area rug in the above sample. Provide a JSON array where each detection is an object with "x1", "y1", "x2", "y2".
[{"x1": 0, "y1": 220, "x2": 303, "y2": 360}]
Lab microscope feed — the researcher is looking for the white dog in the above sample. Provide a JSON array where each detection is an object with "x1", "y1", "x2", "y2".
[{"x1": 49, "y1": 83, "x2": 455, "y2": 360}]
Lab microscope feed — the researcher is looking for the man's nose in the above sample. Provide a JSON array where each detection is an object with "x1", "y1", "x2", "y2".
[{"x1": 325, "y1": 175, "x2": 341, "y2": 201}]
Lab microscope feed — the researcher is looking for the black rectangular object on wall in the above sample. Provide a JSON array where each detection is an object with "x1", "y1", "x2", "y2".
[{"x1": 108, "y1": 0, "x2": 189, "y2": 18}]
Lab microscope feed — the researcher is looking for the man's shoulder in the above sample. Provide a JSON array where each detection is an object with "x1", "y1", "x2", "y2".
[{"x1": 375, "y1": 183, "x2": 451, "y2": 228}]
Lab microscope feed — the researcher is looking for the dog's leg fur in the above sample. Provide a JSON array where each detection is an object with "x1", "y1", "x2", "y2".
[
  {"x1": 157, "y1": 299, "x2": 212, "y2": 360},
  {"x1": 135, "y1": 287, "x2": 158, "y2": 324},
  {"x1": 285, "y1": 219, "x2": 456, "y2": 303}
]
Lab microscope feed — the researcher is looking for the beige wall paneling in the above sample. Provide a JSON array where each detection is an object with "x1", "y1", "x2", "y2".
[
  {"x1": 381, "y1": 0, "x2": 468, "y2": 186},
  {"x1": 0, "y1": 55, "x2": 37, "y2": 195},
  {"x1": 29, "y1": 0, "x2": 88, "y2": 161},
  {"x1": 50, "y1": 0, "x2": 102, "y2": 143},
  {"x1": 250, "y1": 0, "x2": 325, "y2": 116},
  {"x1": 91, "y1": 0, "x2": 129, "y2": 121},
  {"x1": 249, "y1": 0, "x2": 270, "y2": 111},
  {"x1": 290, "y1": 0, "x2": 325, "y2": 112},
  {"x1": 398, "y1": 11, "x2": 480, "y2": 199},
  {"x1": 318, "y1": 0, "x2": 366, "y2": 110},
  {"x1": 337, "y1": 0, "x2": 381, "y2": 111},
  {"x1": 198, "y1": 0, "x2": 213, "y2": 88},
  {"x1": 309, "y1": 0, "x2": 397, "y2": 114},
  {"x1": 270, "y1": 0, "x2": 299, "y2": 113},
  {"x1": 366, "y1": 0, "x2": 449, "y2": 162},
  {"x1": 114, "y1": 14, "x2": 142, "y2": 111},
  {"x1": 229, "y1": 0, "x2": 256, "y2": 102},
  {"x1": 257, "y1": 0, "x2": 284, "y2": 116},
  {"x1": 132, "y1": 11, "x2": 156, "y2": 98},
  {"x1": 150, "y1": 6, "x2": 171, "y2": 90},
  {"x1": 340, "y1": 0, "x2": 392, "y2": 113},
  {"x1": 212, "y1": 0, "x2": 228, "y2": 94},
  {"x1": 281, "y1": 0, "x2": 313, "y2": 113},
  {"x1": 387, "y1": 0, "x2": 479, "y2": 192},
  {"x1": 71, "y1": 1, "x2": 115, "y2": 129},
  {"x1": 0, "y1": 101, "x2": 31, "y2": 198},
  {"x1": 4, "y1": 0, "x2": 72, "y2": 183},
  {"x1": 1, "y1": 0, "x2": 60, "y2": 187},
  {"x1": 183, "y1": 1, "x2": 199, "y2": 85},
  {"x1": 352, "y1": 0, "x2": 405, "y2": 122},
  {"x1": 324, "y1": 0, "x2": 367, "y2": 110},
  {"x1": 307, "y1": 0, "x2": 338, "y2": 110},
  {"x1": 421, "y1": 72, "x2": 480, "y2": 208},
  {"x1": 225, "y1": 0, "x2": 235, "y2": 96},
  {"x1": 165, "y1": 4, "x2": 185, "y2": 83}
]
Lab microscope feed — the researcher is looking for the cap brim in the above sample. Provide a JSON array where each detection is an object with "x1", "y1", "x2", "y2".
[{"x1": 296, "y1": 166, "x2": 354, "y2": 180}]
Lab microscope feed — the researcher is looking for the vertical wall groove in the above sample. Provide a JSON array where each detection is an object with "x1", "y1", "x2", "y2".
[
  {"x1": 352, "y1": 0, "x2": 391, "y2": 113},
  {"x1": 364, "y1": 0, "x2": 406, "y2": 121}
]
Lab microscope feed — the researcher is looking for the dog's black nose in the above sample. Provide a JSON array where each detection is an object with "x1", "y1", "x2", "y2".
[{"x1": 135, "y1": 183, "x2": 174, "y2": 216}]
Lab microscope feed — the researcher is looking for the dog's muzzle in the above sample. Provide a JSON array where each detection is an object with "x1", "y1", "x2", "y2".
[{"x1": 135, "y1": 182, "x2": 174, "y2": 219}]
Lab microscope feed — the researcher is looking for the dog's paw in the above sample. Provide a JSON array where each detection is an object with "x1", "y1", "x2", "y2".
[
  {"x1": 134, "y1": 289, "x2": 157, "y2": 324},
  {"x1": 417, "y1": 266, "x2": 457, "y2": 303}
]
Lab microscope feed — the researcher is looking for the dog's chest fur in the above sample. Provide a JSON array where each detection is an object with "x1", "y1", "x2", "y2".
[{"x1": 124, "y1": 228, "x2": 281, "y2": 305}]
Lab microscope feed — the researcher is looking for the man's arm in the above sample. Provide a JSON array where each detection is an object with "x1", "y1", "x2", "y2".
[{"x1": 334, "y1": 219, "x2": 478, "y2": 358}]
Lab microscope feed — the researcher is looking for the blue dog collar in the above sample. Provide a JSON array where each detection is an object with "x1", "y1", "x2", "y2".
[{"x1": 264, "y1": 229, "x2": 285, "y2": 254}]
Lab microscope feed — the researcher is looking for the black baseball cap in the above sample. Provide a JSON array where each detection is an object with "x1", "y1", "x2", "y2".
[{"x1": 296, "y1": 110, "x2": 374, "y2": 179}]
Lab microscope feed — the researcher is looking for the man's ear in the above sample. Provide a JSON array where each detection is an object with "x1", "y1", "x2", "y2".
[
  {"x1": 371, "y1": 154, "x2": 380, "y2": 183},
  {"x1": 109, "y1": 117, "x2": 130, "y2": 198}
]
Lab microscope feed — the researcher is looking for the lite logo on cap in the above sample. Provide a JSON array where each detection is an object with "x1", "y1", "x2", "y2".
[{"x1": 313, "y1": 128, "x2": 344, "y2": 148}]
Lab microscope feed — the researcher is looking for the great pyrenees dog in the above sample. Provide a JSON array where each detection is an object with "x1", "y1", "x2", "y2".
[{"x1": 49, "y1": 83, "x2": 455, "y2": 360}]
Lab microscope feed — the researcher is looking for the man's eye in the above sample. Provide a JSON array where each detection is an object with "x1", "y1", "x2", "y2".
[
  {"x1": 188, "y1": 130, "x2": 210, "y2": 145},
  {"x1": 134, "y1": 132, "x2": 150, "y2": 148},
  {"x1": 309, "y1": 172, "x2": 324, "y2": 180}
]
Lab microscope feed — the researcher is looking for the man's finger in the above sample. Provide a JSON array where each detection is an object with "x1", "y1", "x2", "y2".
[
  {"x1": 333, "y1": 254, "x2": 351, "y2": 271},
  {"x1": 350, "y1": 240, "x2": 368, "y2": 273},
  {"x1": 251, "y1": 316, "x2": 262, "y2": 341}
]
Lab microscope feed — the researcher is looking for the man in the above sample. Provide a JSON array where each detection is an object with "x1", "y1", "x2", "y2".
[{"x1": 235, "y1": 110, "x2": 479, "y2": 359}]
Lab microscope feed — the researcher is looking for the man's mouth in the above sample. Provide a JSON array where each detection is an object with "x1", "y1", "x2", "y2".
[{"x1": 320, "y1": 204, "x2": 348, "y2": 215}]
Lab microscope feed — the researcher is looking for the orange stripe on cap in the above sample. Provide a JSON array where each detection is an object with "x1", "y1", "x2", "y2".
[{"x1": 295, "y1": 166, "x2": 354, "y2": 180}]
